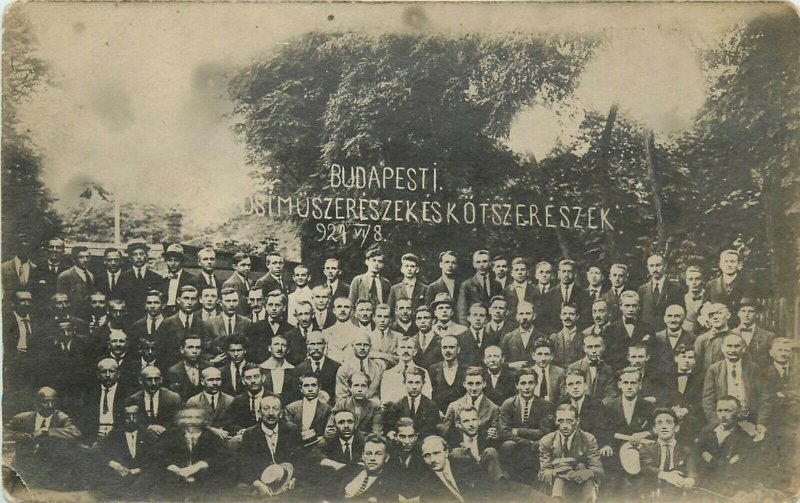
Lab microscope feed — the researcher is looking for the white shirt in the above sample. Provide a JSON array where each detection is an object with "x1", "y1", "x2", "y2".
[
  {"x1": 261, "y1": 424, "x2": 279, "y2": 456},
  {"x1": 229, "y1": 362, "x2": 244, "y2": 393},
  {"x1": 571, "y1": 396, "x2": 585, "y2": 416},
  {"x1": 126, "y1": 430, "x2": 138, "y2": 459},
  {"x1": 714, "y1": 424, "x2": 732, "y2": 446},
  {"x1": 513, "y1": 281, "x2": 528, "y2": 300},
  {"x1": 260, "y1": 359, "x2": 295, "y2": 394},
  {"x1": 301, "y1": 398, "x2": 318, "y2": 431},
  {"x1": 417, "y1": 330, "x2": 434, "y2": 351},
  {"x1": 652, "y1": 277, "x2": 665, "y2": 295},
  {"x1": 622, "y1": 397, "x2": 637, "y2": 425},
  {"x1": 667, "y1": 330, "x2": 682, "y2": 348},
  {"x1": 167, "y1": 270, "x2": 183, "y2": 305},
  {"x1": 658, "y1": 439, "x2": 676, "y2": 470},
  {"x1": 34, "y1": 413, "x2": 52, "y2": 432},
  {"x1": 725, "y1": 360, "x2": 747, "y2": 408},
  {"x1": 14, "y1": 257, "x2": 32, "y2": 285},
  {"x1": 178, "y1": 312, "x2": 193, "y2": 328},
  {"x1": 202, "y1": 272, "x2": 217, "y2": 288},
  {"x1": 322, "y1": 321, "x2": 358, "y2": 363},
  {"x1": 561, "y1": 284, "x2": 573, "y2": 302},
  {"x1": 287, "y1": 286, "x2": 313, "y2": 325},
  {"x1": 133, "y1": 266, "x2": 148, "y2": 280},
  {"x1": 99, "y1": 384, "x2": 119, "y2": 429},
  {"x1": 222, "y1": 313, "x2": 237, "y2": 335},
  {"x1": 403, "y1": 279, "x2": 417, "y2": 298},
  {"x1": 252, "y1": 309, "x2": 266, "y2": 322},
  {"x1": 519, "y1": 328, "x2": 534, "y2": 349},
  {"x1": 145, "y1": 390, "x2": 160, "y2": 418},
  {"x1": 442, "y1": 276, "x2": 455, "y2": 297},
  {"x1": 443, "y1": 363, "x2": 458, "y2": 386},
  {"x1": 340, "y1": 438, "x2": 354, "y2": 460},
  {"x1": 14, "y1": 312, "x2": 31, "y2": 351},
  {"x1": 520, "y1": 397, "x2": 534, "y2": 422}
]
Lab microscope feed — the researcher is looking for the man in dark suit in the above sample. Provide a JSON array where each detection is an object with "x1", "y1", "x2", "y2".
[
  {"x1": 322, "y1": 257, "x2": 350, "y2": 302},
  {"x1": 664, "y1": 345, "x2": 704, "y2": 441},
  {"x1": 603, "y1": 291, "x2": 656, "y2": 371},
  {"x1": 283, "y1": 301, "x2": 316, "y2": 366},
  {"x1": 582, "y1": 298, "x2": 611, "y2": 338},
  {"x1": 254, "y1": 251, "x2": 290, "y2": 297},
  {"x1": 438, "y1": 367, "x2": 499, "y2": 441},
  {"x1": 30, "y1": 237, "x2": 71, "y2": 314},
  {"x1": 543, "y1": 259, "x2": 591, "y2": 333},
  {"x1": 424, "y1": 250, "x2": 460, "y2": 308},
  {"x1": 222, "y1": 252, "x2": 253, "y2": 315},
  {"x1": 4, "y1": 290, "x2": 41, "y2": 410},
  {"x1": 638, "y1": 254, "x2": 684, "y2": 331},
  {"x1": 294, "y1": 332, "x2": 339, "y2": 404},
  {"x1": 694, "y1": 396, "x2": 753, "y2": 495},
  {"x1": 491, "y1": 255, "x2": 510, "y2": 291},
  {"x1": 117, "y1": 239, "x2": 164, "y2": 322},
  {"x1": 165, "y1": 335, "x2": 209, "y2": 401},
  {"x1": 185, "y1": 367, "x2": 235, "y2": 436},
  {"x1": 38, "y1": 319, "x2": 93, "y2": 413},
  {"x1": 585, "y1": 265, "x2": 607, "y2": 303},
  {"x1": 130, "y1": 290, "x2": 166, "y2": 349},
  {"x1": 238, "y1": 393, "x2": 302, "y2": 484},
  {"x1": 206, "y1": 287, "x2": 252, "y2": 357},
  {"x1": 334, "y1": 433, "x2": 402, "y2": 501},
  {"x1": 217, "y1": 335, "x2": 249, "y2": 396},
  {"x1": 95, "y1": 247, "x2": 125, "y2": 302},
  {"x1": 485, "y1": 295, "x2": 516, "y2": 342},
  {"x1": 549, "y1": 302, "x2": 584, "y2": 368},
  {"x1": 503, "y1": 257, "x2": 537, "y2": 321},
  {"x1": 4, "y1": 387, "x2": 83, "y2": 490},
  {"x1": 626, "y1": 343, "x2": 669, "y2": 405},
  {"x1": 530, "y1": 338, "x2": 566, "y2": 404},
  {"x1": 602, "y1": 263, "x2": 631, "y2": 322},
  {"x1": 309, "y1": 285, "x2": 335, "y2": 332},
  {"x1": 731, "y1": 297, "x2": 775, "y2": 367},
  {"x1": 388, "y1": 253, "x2": 427, "y2": 312},
  {"x1": 558, "y1": 369, "x2": 609, "y2": 447},
  {"x1": 567, "y1": 334, "x2": 617, "y2": 402},
  {"x1": 78, "y1": 358, "x2": 128, "y2": 443},
  {"x1": 419, "y1": 435, "x2": 483, "y2": 501},
  {"x1": 388, "y1": 418, "x2": 427, "y2": 488},
  {"x1": 456, "y1": 250, "x2": 502, "y2": 323},
  {"x1": 162, "y1": 244, "x2": 198, "y2": 318},
  {"x1": 349, "y1": 244, "x2": 391, "y2": 306},
  {"x1": 497, "y1": 367, "x2": 554, "y2": 481},
  {"x1": 56, "y1": 245, "x2": 95, "y2": 319},
  {"x1": 95, "y1": 404, "x2": 155, "y2": 499},
  {"x1": 284, "y1": 372, "x2": 333, "y2": 448},
  {"x1": 538, "y1": 403, "x2": 603, "y2": 501},
  {"x1": 482, "y1": 345, "x2": 516, "y2": 406},
  {"x1": 246, "y1": 289, "x2": 291, "y2": 363},
  {"x1": 158, "y1": 285, "x2": 210, "y2": 366},
  {"x1": 428, "y1": 335, "x2": 468, "y2": 412},
  {"x1": 651, "y1": 304, "x2": 696, "y2": 372},
  {"x1": 103, "y1": 328, "x2": 140, "y2": 390},
  {"x1": 129, "y1": 366, "x2": 182, "y2": 438},
  {"x1": 533, "y1": 261, "x2": 555, "y2": 298},
  {"x1": 390, "y1": 298, "x2": 418, "y2": 338},
  {"x1": 193, "y1": 248, "x2": 221, "y2": 298},
  {"x1": 1, "y1": 231, "x2": 36, "y2": 301},
  {"x1": 227, "y1": 364, "x2": 265, "y2": 434},
  {"x1": 500, "y1": 301, "x2": 547, "y2": 370},
  {"x1": 448, "y1": 406, "x2": 507, "y2": 482},
  {"x1": 260, "y1": 335, "x2": 300, "y2": 403},
  {"x1": 384, "y1": 367, "x2": 441, "y2": 438},
  {"x1": 456, "y1": 303, "x2": 499, "y2": 366},
  {"x1": 703, "y1": 249, "x2": 753, "y2": 318},
  {"x1": 638, "y1": 408, "x2": 697, "y2": 498},
  {"x1": 414, "y1": 305, "x2": 442, "y2": 370}
]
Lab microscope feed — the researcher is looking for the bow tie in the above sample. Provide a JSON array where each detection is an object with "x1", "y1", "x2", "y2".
[
  {"x1": 691, "y1": 295, "x2": 703, "y2": 301},
  {"x1": 588, "y1": 359, "x2": 601, "y2": 367},
  {"x1": 263, "y1": 427, "x2": 277, "y2": 437},
  {"x1": 170, "y1": 273, "x2": 180, "y2": 279}
]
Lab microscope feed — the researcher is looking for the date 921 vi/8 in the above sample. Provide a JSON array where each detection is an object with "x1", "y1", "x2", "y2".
[{"x1": 316, "y1": 222, "x2": 383, "y2": 246}]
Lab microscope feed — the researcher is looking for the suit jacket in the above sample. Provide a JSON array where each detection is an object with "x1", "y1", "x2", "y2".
[
  {"x1": 543, "y1": 284, "x2": 591, "y2": 332},
  {"x1": 3, "y1": 311, "x2": 44, "y2": 360},
  {"x1": 99, "y1": 427, "x2": 154, "y2": 471},
  {"x1": 439, "y1": 394, "x2": 499, "y2": 439},
  {"x1": 539, "y1": 429, "x2": 603, "y2": 481},
  {"x1": 557, "y1": 395, "x2": 610, "y2": 447},
  {"x1": 601, "y1": 287, "x2": 629, "y2": 321},
  {"x1": 77, "y1": 383, "x2": 130, "y2": 438},
  {"x1": 428, "y1": 362, "x2": 467, "y2": 412},
  {"x1": 602, "y1": 319, "x2": 656, "y2": 371},
  {"x1": 156, "y1": 427, "x2": 228, "y2": 482},
  {"x1": 637, "y1": 280, "x2": 684, "y2": 330},
  {"x1": 245, "y1": 318, "x2": 291, "y2": 363},
  {"x1": 325, "y1": 397, "x2": 383, "y2": 439},
  {"x1": 325, "y1": 280, "x2": 350, "y2": 303},
  {"x1": 185, "y1": 391, "x2": 234, "y2": 430},
  {"x1": 600, "y1": 395, "x2": 654, "y2": 449},
  {"x1": 294, "y1": 357, "x2": 340, "y2": 404},
  {"x1": 226, "y1": 390, "x2": 264, "y2": 432},
  {"x1": 758, "y1": 362, "x2": 800, "y2": 429},
  {"x1": 456, "y1": 327, "x2": 500, "y2": 366},
  {"x1": 652, "y1": 329, "x2": 696, "y2": 371},
  {"x1": 387, "y1": 447, "x2": 427, "y2": 486},
  {"x1": 567, "y1": 358, "x2": 617, "y2": 402},
  {"x1": 313, "y1": 432, "x2": 366, "y2": 466},
  {"x1": 130, "y1": 315, "x2": 166, "y2": 348},
  {"x1": 165, "y1": 360, "x2": 210, "y2": 401},
  {"x1": 5, "y1": 410, "x2": 82, "y2": 441},
  {"x1": 390, "y1": 320, "x2": 419, "y2": 338},
  {"x1": 30, "y1": 260, "x2": 71, "y2": 309},
  {"x1": 222, "y1": 272, "x2": 253, "y2": 315},
  {"x1": 193, "y1": 271, "x2": 222, "y2": 298},
  {"x1": 639, "y1": 437, "x2": 696, "y2": 486},
  {"x1": 261, "y1": 366, "x2": 300, "y2": 404},
  {"x1": 456, "y1": 273, "x2": 502, "y2": 323},
  {"x1": 348, "y1": 273, "x2": 391, "y2": 305},
  {"x1": 549, "y1": 329, "x2": 585, "y2": 367},
  {"x1": 500, "y1": 328, "x2": 547, "y2": 365},
  {"x1": 157, "y1": 313, "x2": 210, "y2": 366},
  {"x1": 2, "y1": 258, "x2": 36, "y2": 298},
  {"x1": 533, "y1": 365, "x2": 566, "y2": 404},
  {"x1": 503, "y1": 281, "x2": 537, "y2": 320},
  {"x1": 694, "y1": 424, "x2": 752, "y2": 487},
  {"x1": 38, "y1": 336, "x2": 94, "y2": 397},
  {"x1": 285, "y1": 398, "x2": 332, "y2": 440},
  {"x1": 117, "y1": 268, "x2": 165, "y2": 321},
  {"x1": 254, "y1": 272, "x2": 289, "y2": 296},
  {"x1": 56, "y1": 267, "x2": 95, "y2": 317},
  {"x1": 483, "y1": 366, "x2": 517, "y2": 406},
  {"x1": 418, "y1": 461, "x2": 481, "y2": 502},
  {"x1": 95, "y1": 269, "x2": 126, "y2": 301},
  {"x1": 311, "y1": 309, "x2": 336, "y2": 332},
  {"x1": 205, "y1": 314, "x2": 252, "y2": 354},
  {"x1": 664, "y1": 370, "x2": 705, "y2": 438},
  {"x1": 218, "y1": 360, "x2": 249, "y2": 396},
  {"x1": 384, "y1": 394, "x2": 441, "y2": 438},
  {"x1": 161, "y1": 270, "x2": 199, "y2": 315},
  {"x1": 388, "y1": 280, "x2": 428, "y2": 312},
  {"x1": 414, "y1": 332, "x2": 443, "y2": 370},
  {"x1": 731, "y1": 325, "x2": 775, "y2": 367},
  {"x1": 424, "y1": 276, "x2": 460, "y2": 308},
  {"x1": 703, "y1": 275, "x2": 753, "y2": 314},
  {"x1": 702, "y1": 359, "x2": 765, "y2": 423},
  {"x1": 129, "y1": 388, "x2": 183, "y2": 428},
  {"x1": 498, "y1": 395, "x2": 554, "y2": 443},
  {"x1": 236, "y1": 422, "x2": 303, "y2": 483}
]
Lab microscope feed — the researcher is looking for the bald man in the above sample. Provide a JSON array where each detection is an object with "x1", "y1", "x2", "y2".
[
  {"x1": 79, "y1": 358, "x2": 128, "y2": 442},
  {"x1": 652, "y1": 304, "x2": 696, "y2": 371},
  {"x1": 129, "y1": 366, "x2": 183, "y2": 436},
  {"x1": 185, "y1": 367, "x2": 234, "y2": 437}
]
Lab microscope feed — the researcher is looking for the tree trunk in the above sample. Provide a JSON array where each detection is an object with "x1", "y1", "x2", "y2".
[
  {"x1": 644, "y1": 130, "x2": 667, "y2": 250},
  {"x1": 595, "y1": 104, "x2": 619, "y2": 260}
]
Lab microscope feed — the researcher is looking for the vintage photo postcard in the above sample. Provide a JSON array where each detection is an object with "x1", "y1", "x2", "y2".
[{"x1": 2, "y1": 1, "x2": 799, "y2": 501}]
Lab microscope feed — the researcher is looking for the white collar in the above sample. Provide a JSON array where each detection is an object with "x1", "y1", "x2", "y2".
[{"x1": 261, "y1": 358, "x2": 294, "y2": 370}]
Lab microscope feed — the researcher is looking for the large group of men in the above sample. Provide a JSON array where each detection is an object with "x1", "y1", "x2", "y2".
[{"x1": 2, "y1": 234, "x2": 798, "y2": 502}]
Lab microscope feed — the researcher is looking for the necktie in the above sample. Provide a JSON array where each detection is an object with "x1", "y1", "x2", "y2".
[
  {"x1": 369, "y1": 277, "x2": 378, "y2": 303},
  {"x1": 234, "y1": 366, "x2": 241, "y2": 392},
  {"x1": 183, "y1": 316, "x2": 189, "y2": 329},
  {"x1": 21, "y1": 318, "x2": 31, "y2": 349},
  {"x1": 147, "y1": 395, "x2": 155, "y2": 418},
  {"x1": 731, "y1": 367, "x2": 737, "y2": 379},
  {"x1": 210, "y1": 395, "x2": 216, "y2": 410},
  {"x1": 484, "y1": 276, "x2": 490, "y2": 296},
  {"x1": 540, "y1": 370, "x2": 548, "y2": 400},
  {"x1": 136, "y1": 268, "x2": 142, "y2": 280},
  {"x1": 522, "y1": 400, "x2": 530, "y2": 423},
  {"x1": 189, "y1": 367, "x2": 198, "y2": 386},
  {"x1": 250, "y1": 395, "x2": 257, "y2": 420},
  {"x1": 314, "y1": 360, "x2": 321, "y2": 374},
  {"x1": 244, "y1": 278, "x2": 251, "y2": 291},
  {"x1": 227, "y1": 317, "x2": 233, "y2": 335},
  {"x1": 343, "y1": 442, "x2": 351, "y2": 461},
  {"x1": 781, "y1": 366, "x2": 789, "y2": 379},
  {"x1": 102, "y1": 388, "x2": 109, "y2": 415},
  {"x1": 662, "y1": 444, "x2": 672, "y2": 471},
  {"x1": 654, "y1": 283, "x2": 660, "y2": 298},
  {"x1": 39, "y1": 417, "x2": 47, "y2": 430},
  {"x1": 410, "y1": 397, "x2": 416, "y2": 416},
  {"x1": 441, "y1": 472, "x2": 462, "y2": 501},
  {"x1": 419, "y1": 332, "x2": 427, "y2": 350},
  {"x1": 360, "y1": 359, "x2": 366, "y2": 374},
  {"x1": 147, "y1": 318, "x2": 153, "y2": 335},
  {"x1": 354, "y1": 472, "x2": 371, "y2": 497},
  {"x1": 475, "y1": 330, "x2": 482, "y2": 346}
]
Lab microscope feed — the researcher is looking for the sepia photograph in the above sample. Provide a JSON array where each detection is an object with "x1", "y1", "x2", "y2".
[{"x1": 2, "y1": 1, "x2": 799, "y2": 501}]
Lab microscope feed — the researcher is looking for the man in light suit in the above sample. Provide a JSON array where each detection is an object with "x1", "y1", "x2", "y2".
[
  {"x1": 424, "y1": 250, "x2": 461, "y2": 308},
  {"x1": 162, "y1": 244, "x2": 198, "y2": 317},
  {"x1": 538, "y1": 403, "x2": 603, "y2": 501},
  {"x1": 326, "y1": 372, "x2": 384, "y2": 439},
  {"x1": 349, "y1": 244, "x2": 391, "y2": 306},
  {"x1": 388, "y1": 252, "x2": 428, "y2": 312},
  {"x1": 682, "y1": 265, "x2": 706, "y2": 333},
  {"x1": 206, "y1": 287, "x2": 252, "y2": 357},
  {"x1": 336, "y1": 332, "x2": 386, "y2": 401},
  {"x1": 56, "y1": 245, "x2": 95, "y2": 318},
  {"x1": 456, "y1": 250, "x2": 502, "y2": 323},
  {"x1": 637, "y1": 254, "x2": 684, "y2": 331},
  {"x1": 222, "y1": 252, "x2": 253, "y2": 315},
  {"x1": 185, "y1": 367, "x2": 235, "y2": 437}
]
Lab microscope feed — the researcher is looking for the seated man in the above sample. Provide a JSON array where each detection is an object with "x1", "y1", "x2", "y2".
[
  {"x1": 259, "y1": 334, "x2": 299, "y2": 404},
  {"x1": 79, "y1": 357, "x2": 128, "y2": 443},
  {"x1": 498, "y1": 367, "x2": 554, "y2": 483},
  {"x1": 326, "y1": 372, "x2": 383, "y2": 440},
  {"x1": 311, "y1": 408, "x2": 366, "y2": 496},
  {"x1": 695, "y1": 396, "x2": 753, "y2": 495},
  {"x1": 419, "y1": 435, "x2": 481, "y2": 502},
  {"x1": 185, "y1": 367, "x2": 235, "y2": 439},
  {"x1": 567, "y1": 334, "x2": 617, "y2": 402},
  {"x1": 538, "y1": 404, "x2": 603, "y2": 502},
  {"x1": 285, "y1": 372, "x2": 333, "y2": 448},
  {"x1": 128, "y1": 365, "x2": 183, "y2": 439},
  {"x1": 335, "y1": 433, "x2": 401, "y2": 501},
  {"x1": 380, "y1": 336, "x2": 432, "y2": 404},
  {"x1": 4, "y1": 387, "x2": 82, "y2": 490},
  {"x1": 482, "y1": 345, "x2": 516, "y2": 406},
  {"x1": 165, "y1": 335, "x2": 210, "y2": 401},
  {"x1": 638, "y1": 408, "x2": 696, "y2": 499},
  {"x1": 448, "y1": 406, "x2": 507, "y2": 482},
  {"x1": 439, "y1": 366, "x2": 499, "y2": 441},
  {"x1": 95, "y1": 404, "x2": 155, "y2": 499},
  {"x1": 387, "y1": 417, "x2": 426, "y2": 485},
  {"x1": 664, "y1": 345, "x2": 704, "y2": 441},
  {"x1": 384, "y1": 366, "x2": 441, "y2": 439},
  {"x1": 557, "y1": 369, "x2": 608, "y2": 448},
  {"x1": 227, "y1": 363, "x2": 266, "y2": 434},
  {"x1": 335, "y1": 332, "x2": 386, "y2": 402}
]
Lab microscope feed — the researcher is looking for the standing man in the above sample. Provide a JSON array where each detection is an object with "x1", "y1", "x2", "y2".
[
  {"x1": 652, "y1": 305, "x2": 695, "y2": 372},
  {"x1": 97, "y1": 247, "x2": 125, "y2": 301},
  {"x1": 456, "y1": 303, "x2": 497, "y2": 366},
  {"x1": 503, "y1": 257, "x2": 536, "y2": 320},
  {"x1": 322, "y1": 257, "x2": 350, "y2": 301},
  {"x1": 730, "y1": 297, "x2": 775, "y2": 367},
  {"x1": 428, "y1": 335, "x2": 468, "y2": 412},
  {"x1": 293, "y1": 333, "x2": 340, "y2": 404},
  {"x1": 130, "y1": 290, "x2": 166, "y2": 343},
  {"x1": 491, "y1": 255, "x2": 510, "y2": 291},
  {"x1": 321, "y1": 296, "x2": 356, "y2": 364},
  {"x1": 30, "y1": 237, "x2": 70, "y2": 308},
  {"x1": 206, "y1": 287, "x2": 252, "y2": 354},
  {"x1": 585, "y1": 265, "x2": 607, "y2": 302},
  {"x1": 158, "y1": 285, "x2": 209, "y2": 366},
  {"x1": 310, "y1": 285, "x2": 334, "y2": 331},
  {"x1": 349, "y1": 244, "x2": 390, "y2": 306},
  {"x1": 414, "y1": 305, "x2": 442, "y2": 370},
  {"x1": 391, "y1": 298, "x2": 418, "y2": 338},
  {"x1": 567, "y1": 334, "x2": 617, "y2": 402},
  {"x1": 388, "y1": 253, "x2": 428, "y2": 312},
  {"x1": 254, "y1": 250, "x2": 289, "y2": 296},
  {"x1": 193, "y1": 248, "x2": 220, "y2": 298},
  {"x1": 424, "y1": 251, "x2": 460, "y2": 308},
  {"x1": 118, "y1": 239, "x2": 164, "y2": 322},
  {"x1": 704, "y1": 249, "x2": 752, "y2": 315},
  {"x1": 2, "y1": 232, "x2": 36, "y2": 299},
  {"x1": 245, "y1": 290, "x2": 290, "y2": 364},
  {"x1": 682, "y1": 265, "x2": 706, "y2": 333},
  {"x1": 246, "y1": 287, "x2": 266, "y2": 323},
  {"x1": 544, "y1": 259, "x2": 589, "y2": 332},
  {"x1": 549, "y1": 303, "x2": 584, "y2": 368},
  {"x1": 222, "y1": 252, "x2": 253, "y2": 315},
  {"x1": 56, "y1": 245, "x2": 95, "y2": 319},
  {"x1": 430, "y1": 293, "x2": 467, "y2": 339},
  {"x1": 287, "y1": 264, "x2": 313, "y2": 326},
  {"x1": 457, "y1": 250, "x2": 501, "y2": 323},
  {"x1": 500, "y1": 301, "x2": 546, "y2": 370},
  {"x1": 638, "y1": 254, "x2": 683, "y2": 331},
  {"x1": 602, "y1": 263, "x2": 630, "y2": 321},
  {"x1": 162, "y1": 244, "x2": 197, "y2": 318},
  {"x1": 486, "y1": 296, "x2": 515, "y2": 342},
  {"x1": 534, "y1": 261, "x2": 554, "y2": 297},
  {"x1": 603, "y1": 291, "x2": 655, "y2": 371}
]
